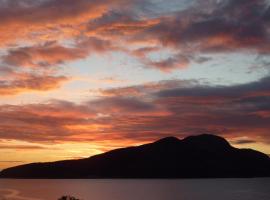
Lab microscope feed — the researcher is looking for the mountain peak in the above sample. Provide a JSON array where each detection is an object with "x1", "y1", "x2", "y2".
[
  {"x1": 153, "y1": 134, "x2": 232, "y2": 151},
  {"x1": 154, "y1": 136, "x2": 180, "y2": 144},
  {"x1": 183, "y1": 134, "x2": 231, "y2": 149}
]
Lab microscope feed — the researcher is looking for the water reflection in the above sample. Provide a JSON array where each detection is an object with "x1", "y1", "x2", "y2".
[
  {"x1": 0, "y1": 189, "x2": 42, "y2": 200},
  {"x1": 0, "y1": 178, "x2": 270, "y2": 200}
]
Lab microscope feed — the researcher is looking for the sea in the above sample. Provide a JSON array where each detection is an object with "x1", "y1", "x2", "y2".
[{"x1": 0, "y1": 178, "x2": 270, "y2": 200}]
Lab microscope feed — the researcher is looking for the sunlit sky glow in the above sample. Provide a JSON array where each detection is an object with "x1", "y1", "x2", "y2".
[{"x1": 0, "y1": 0, "x2": 270, "y2": 169}]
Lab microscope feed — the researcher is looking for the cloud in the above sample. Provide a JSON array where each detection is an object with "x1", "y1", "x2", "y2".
[
  {"x1": 0, "y1": 36, "x2": 116, "y2": 95},
  {"x1": 144, "y1": 54, "x2": 190, "y2": 72},
  {"x1": 1, "y1": 0, "x2": 269, "y2": 90},
  {"x1": 0, "y1": 0, "x2": 135, "y2": 46},
  {"x1": 0, "y1": 0, "x2": 141, "y2": 94},
  {"x1": 3, "y1": 43, "x2": 86, "y2": 68},
  {"x1": 86, "y1": 9, "x2": 160, "y2": 38},
  {"x1": 157, "y1": 76, "x2": 270, "y2": 98},
  {"x1": 0, "y1": 73, "x2": 68, "y2": 95},
  {"x1": 0, "y1": 75, "x2": 270, "y2": 145},
  {"x1": 0, "y1": 96, "x2": 170, "y2": 142},
  {"x1": 0, "y1": 144, "x2": 49, "y2": 150},
  {"x1": 3, "y1": 37, "x2": 114, "y2": 68},
  {"x1": 99, "y1": 79, "x2": 198, "y2": 97},
  {"x1": 84, "y1": 0, "x2": 270, "y2": 71},
  {"x1": 123, "y1": 0, "x2": 270, "y2": 70},
  {"x1": 90, "y1": 96, "x2": 171, "y2": 116},
  {"x1": 232, "y1": 139, "x2": 257, "y2": 145}
]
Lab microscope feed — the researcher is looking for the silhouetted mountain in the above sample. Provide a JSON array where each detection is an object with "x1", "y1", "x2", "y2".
[{"x1": 1, "y1": 134, "x2": 270, "y2": 178}]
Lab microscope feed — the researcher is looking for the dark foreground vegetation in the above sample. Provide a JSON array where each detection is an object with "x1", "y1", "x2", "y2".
[{"x1": 58, "y1": 196, "x2": 81, "y2": 200}]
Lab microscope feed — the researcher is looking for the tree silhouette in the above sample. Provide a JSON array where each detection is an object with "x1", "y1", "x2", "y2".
[{"x1": 58, "y1": 195, "x2": 81, "y2": 200}]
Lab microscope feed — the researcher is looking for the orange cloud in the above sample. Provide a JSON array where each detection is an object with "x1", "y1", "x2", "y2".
[
  {"x1": 0, "y1": 0, "x2": 131, "y2": 46},
  {"x1": 0, "y1": 144, "x2": 49, "y2": 150},
  {"x1": 3, "y1": 37, "x2": 115, "y2": 68},
  {"x1": 0, "y1": 73, "x2": 68, "y2": 95}
]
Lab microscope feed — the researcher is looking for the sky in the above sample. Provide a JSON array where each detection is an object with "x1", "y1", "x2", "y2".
[{"x1": 0, "y1": 0, "x2": 270, "y2": 170}]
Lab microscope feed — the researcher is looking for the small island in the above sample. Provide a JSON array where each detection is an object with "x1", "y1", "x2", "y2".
[{"x1": 1, "y1": 134, "x2": 270, "y2": 179}]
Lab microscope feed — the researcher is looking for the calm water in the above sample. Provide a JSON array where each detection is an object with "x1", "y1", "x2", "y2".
[{"x1": 0, "y1": 178, "x2": 270, "y2": 200}]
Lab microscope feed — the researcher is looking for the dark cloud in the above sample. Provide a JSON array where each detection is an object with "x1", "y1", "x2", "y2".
[
  {"x1": 132, "y1": 0, "x2": 270, "y2": 60},
  {"x1": 157, "y1": 76, "x2": 270, "y2": 98},
  {"x1": 90, "y1": 96, "x2": 171, "y2": 116},
  {"x1": 233, "y1": 139, "x2": 257, "y2": 145}
]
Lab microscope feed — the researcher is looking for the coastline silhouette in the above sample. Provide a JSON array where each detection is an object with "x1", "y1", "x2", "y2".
[{"x1": 1, "y1": 134, "x2": 270, "y2": 179}]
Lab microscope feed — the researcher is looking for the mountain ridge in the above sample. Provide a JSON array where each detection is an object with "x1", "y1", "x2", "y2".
[{"x1": 1, "y1": 134, "x2": 270, "y2": 179}]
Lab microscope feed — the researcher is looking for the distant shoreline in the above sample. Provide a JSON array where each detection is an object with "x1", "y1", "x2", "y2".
[{"x1": 1, "y1": 176, "x2": 270, "y2": 180}]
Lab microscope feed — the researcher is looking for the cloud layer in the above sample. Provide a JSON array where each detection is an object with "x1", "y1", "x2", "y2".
[
  {"x1": 1, "y1": 0, "x2": 270, "y2": 94},
  {"x1": 0, "y1": 76, "x2": 269, "y2": 147}
]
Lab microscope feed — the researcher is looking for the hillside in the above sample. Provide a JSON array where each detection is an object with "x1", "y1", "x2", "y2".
[{"x1": 1, "y1": 134, "x2": 270, "y2": 178}]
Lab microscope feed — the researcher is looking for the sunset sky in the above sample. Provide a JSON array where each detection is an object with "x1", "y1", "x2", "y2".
[{"x1": 1, "y1": 0, "x2": 270, "y2": 170}]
